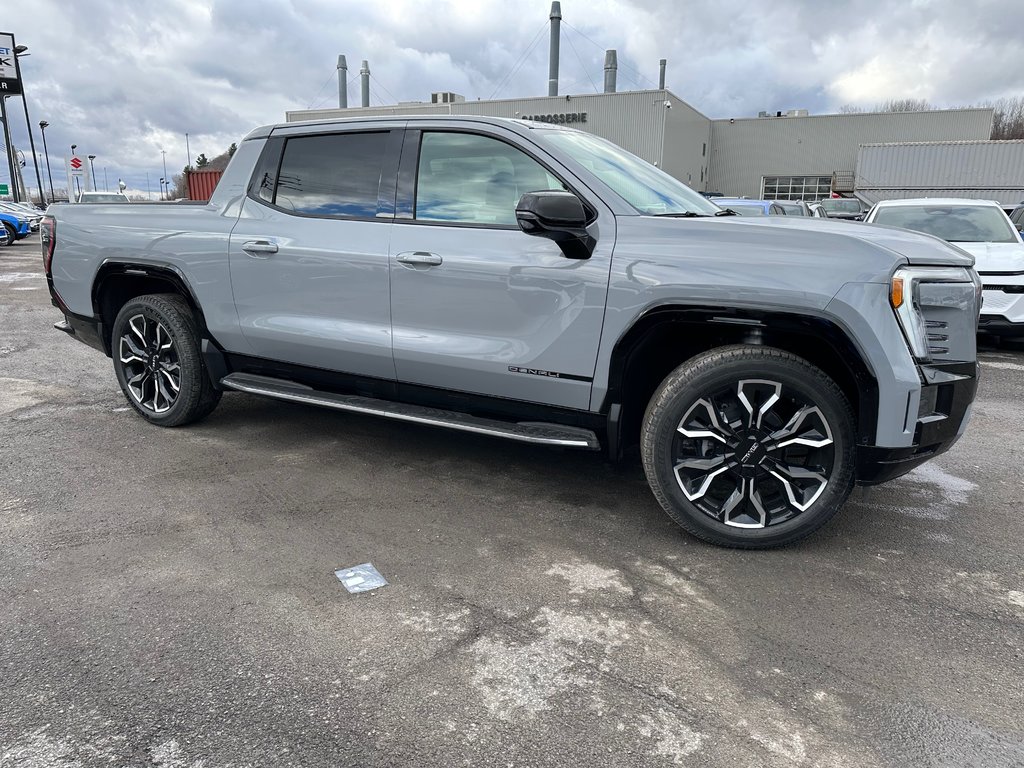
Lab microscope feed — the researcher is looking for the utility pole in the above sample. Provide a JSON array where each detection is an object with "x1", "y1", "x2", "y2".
[
  {"x1": 88, "y1": 155, "x2": 97, "y2": 190},
  {"x1": 185, "y1": 132, "x2": 191, "y2": 169},
  {"x1": 0, "y1": 96, "x2": 21, "y2": 202}
]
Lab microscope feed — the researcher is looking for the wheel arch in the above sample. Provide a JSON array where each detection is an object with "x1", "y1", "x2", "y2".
[
  {"x1": 603, "y1": 304, "x2": 879, "y2": 458},
  {"x1": 91, "y1": 261, "x2": 210, "y2": 356}
]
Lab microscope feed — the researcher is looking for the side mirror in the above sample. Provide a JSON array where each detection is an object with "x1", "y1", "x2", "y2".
[{"x1": 515, "y1": 190, "x2": 596, "y2": 259}]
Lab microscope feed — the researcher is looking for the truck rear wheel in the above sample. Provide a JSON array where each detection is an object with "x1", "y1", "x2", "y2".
[
  {"x1": 641, "y1": 345, "x2": 855, "y2": 549},
  {"x1": 111, "y1": 294, "x2": 222, "y2": 427}
]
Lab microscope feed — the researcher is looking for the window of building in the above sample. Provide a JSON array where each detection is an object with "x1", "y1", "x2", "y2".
[
  {"x1": 415, "y1": 132, "x2": 565, "y2": 226},
  {"x1": 761, "y1": 175, "x2": 832, "y2": 201},
  {"x1": 272, "y1": 132, "x2": 389, "y2": 217}
]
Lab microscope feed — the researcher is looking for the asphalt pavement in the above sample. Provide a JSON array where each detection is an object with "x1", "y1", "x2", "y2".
[{"x1": 1, "y1": 232, "x2": 1022, "y2": 766}]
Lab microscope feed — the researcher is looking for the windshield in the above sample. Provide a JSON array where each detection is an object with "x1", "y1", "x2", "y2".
[
  {"x1": 819, "y1": 198, "x2": 862, "y2": 213},
  {"x1": 538, "y1": 130, "x2": 721, "y2": 216},
  {"x1": 719, "y1": 204, "x2": 766, "y2": 216},
  {"x1": 872, "y1": 204, "x2": 1018, "y2": 243}
]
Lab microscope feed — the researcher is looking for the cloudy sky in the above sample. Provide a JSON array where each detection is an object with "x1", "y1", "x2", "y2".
[{"x1": 3, "y1": 0, "x2": 1022, "y2": 199}]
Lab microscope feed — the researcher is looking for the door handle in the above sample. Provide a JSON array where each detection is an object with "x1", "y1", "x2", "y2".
[
  {"x1": 396, "y1": 251, "x2": 442, "y2": 267},
  {"x1": 242, "y1": 240, "x2": 278, "y2": 256}
]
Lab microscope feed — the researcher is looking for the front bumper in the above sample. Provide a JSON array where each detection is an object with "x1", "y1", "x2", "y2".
[
  {"x1": 978, "y1": 281, "x2": 1024, "y2": 334},
  {"x1": 857, "y1": 361, "x2": 977, "y2": 485}
]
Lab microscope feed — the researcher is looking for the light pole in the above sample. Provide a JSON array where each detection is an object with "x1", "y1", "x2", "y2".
[
  {"x1": 159, "y1": 177, "x2": 165, "y2": 201},
  {"x1": 185, "y1": 132, "x2": 192, "y2": 170},
  {"x1": 160, "y1": 149, "x2": 167, "y2": 188},
  {"x1": 13, "y1": 45, "x2": 45, "y2": 205},
  {"x1": 38, "y1": 121, "x2": 55, "y2": 202},
  {"x1": 103, "y1": 167, "x2": 108, "y2": 192},
  {"x1": 88, "y1": 155, "x2": 97, "y2": 190}
]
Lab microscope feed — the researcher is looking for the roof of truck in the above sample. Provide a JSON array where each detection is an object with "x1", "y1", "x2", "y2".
[{"x1": 244, "y1": 114, "x2": 578, "y2": 141}]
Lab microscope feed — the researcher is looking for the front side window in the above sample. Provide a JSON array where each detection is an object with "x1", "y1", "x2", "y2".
[
  {"x1": 271, "y1": 132, "x2": 388, "y2": 217},
  {"x1": 415, "y1": 132, "x2": 565, "y2": 226},
  {"x1": 872, "y1": 205, "x2": 1018, "y2": 243}
]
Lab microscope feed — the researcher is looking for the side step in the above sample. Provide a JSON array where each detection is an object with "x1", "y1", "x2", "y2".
[{"x1": 220, "y1": 372, "x2": 601, "y2": 450}]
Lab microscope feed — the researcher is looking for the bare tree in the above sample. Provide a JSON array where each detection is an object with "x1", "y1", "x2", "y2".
[
  {"x1": 838, "y1": 104, "x2": 865, "y2": 113},
  {"x1": 874, "y1": 98, "x2": 933, "y2": 113},
  {"x1": 981, "y1": 96, "x2": 1024, "y2": 140}
]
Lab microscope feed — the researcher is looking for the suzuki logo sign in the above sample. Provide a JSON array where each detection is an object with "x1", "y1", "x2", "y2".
[{"x1": 70, "y1": 157, "x2": 83, "y2": 170}]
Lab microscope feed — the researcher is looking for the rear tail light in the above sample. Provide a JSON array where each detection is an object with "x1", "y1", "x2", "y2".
[{"x1": 41, "y1": 215, "x2": 56, "y2": 275}]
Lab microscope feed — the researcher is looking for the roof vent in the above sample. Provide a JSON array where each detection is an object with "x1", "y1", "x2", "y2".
[{"x1": 431, "y1": 92, "x2": 465, "y2": 104}]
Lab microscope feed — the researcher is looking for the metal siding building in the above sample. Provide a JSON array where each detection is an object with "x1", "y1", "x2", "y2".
[
  {"x1": 287, "y1": 95, "x2": 998, "y2": 202},
  {"x1": 706, "y1": 109, "x2": 994, "y2": 199},
  {"x1": 855, "y1": 140, "x2": 1024, "y2": 204}
]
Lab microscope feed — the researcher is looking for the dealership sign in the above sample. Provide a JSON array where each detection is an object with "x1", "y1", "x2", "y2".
[{"x1": 0, "y1": 33, "x2": 22, "y2": 95}]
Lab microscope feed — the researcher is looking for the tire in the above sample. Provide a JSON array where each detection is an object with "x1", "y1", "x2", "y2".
[
  {"x1": 1, "y1": 224, "x2": 14, "y2": 246},
  {"x1": 111, "y1": 294, "x2": 222, "y2": 427},
  {"x1": 641, "y1": 345, "x2": 855, "y2": 549}
]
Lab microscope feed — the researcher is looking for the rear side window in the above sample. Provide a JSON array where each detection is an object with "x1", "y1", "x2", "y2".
[{"x1": 269, "y1": 132, "x2": 388, "y2": 218}]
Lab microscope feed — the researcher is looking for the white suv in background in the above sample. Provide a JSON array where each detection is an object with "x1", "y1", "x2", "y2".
[{"x1": 865, "y1": 198, "x2": 1024, "y2": 337}]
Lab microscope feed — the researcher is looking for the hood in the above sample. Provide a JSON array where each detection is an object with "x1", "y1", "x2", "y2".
[
  {"x1": 725, "y1": 215, "x2": 975, "y2": 268},
  {"x1": 947, "y1": 241, "x2": 1024, "y2": 274}
]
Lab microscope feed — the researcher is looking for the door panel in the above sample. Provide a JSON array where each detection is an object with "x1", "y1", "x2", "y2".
[
  {"x1": 227, "y1": 129, "x2": 399, "y2": 379},
  {"x1": 388, "y1": 129, "x2": 614, "y2": 411}
]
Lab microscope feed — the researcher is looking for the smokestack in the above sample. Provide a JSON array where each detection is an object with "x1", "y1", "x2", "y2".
[
  {"x1": 659, "y1": 58, "x2": 666, "y2": 90},
  {"x1": 603, "y1": 49, "x2": 617, "y2": 93},
  {"x1": 548, "y1": 2, "x2": 561, "y2": 97},
  {"x1": 360, "y1": 60, "x2": 370, "y2": 107},
  {"x1": 338, "y1": 55, "x2": 348, "y2": 108}
]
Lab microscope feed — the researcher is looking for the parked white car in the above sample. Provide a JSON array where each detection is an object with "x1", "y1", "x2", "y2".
[{"x1": 865, "y1": 198, "x2": 1024, "y2": 337}]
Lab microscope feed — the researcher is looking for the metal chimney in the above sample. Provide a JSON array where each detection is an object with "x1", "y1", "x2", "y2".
[
  {"x1": 603, "y1": 49, "x2": 617, "y2": 93},
  {"x1": 659, "y1": 58, "x2": 666, "y2": 90},
  {"x1": 548, "y1": 2, "x2": 562, "y2": 97},
  {"x1": 338, "y1": 55, "x2": 348, "y2": 108},
  {"x1": 360, "y1": 60, "x2": 370, "y2": 107}
]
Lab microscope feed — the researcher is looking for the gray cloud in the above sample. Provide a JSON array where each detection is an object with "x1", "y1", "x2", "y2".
[{"x1": 3, "y1": 0, "x2": 1023, "y2": 198}]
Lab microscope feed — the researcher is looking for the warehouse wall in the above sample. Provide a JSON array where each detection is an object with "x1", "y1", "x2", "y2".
[
  {"x1": 660, "y1": 94, "x2": 713, "y2": 191},
  {"x1": 707, "y1": 109, "x2": 994, "y2": 199}
]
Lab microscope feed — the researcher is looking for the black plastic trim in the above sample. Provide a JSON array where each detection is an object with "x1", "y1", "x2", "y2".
[
  {"x1": 55, "y1": 310, "x2": 106, "y2": 354},
  {"x1": 222, "y1": 352, "x2": 604, "y2": 433},
  {"x1": 857, "y1": 360, "x2": 977, "y2": 485}
]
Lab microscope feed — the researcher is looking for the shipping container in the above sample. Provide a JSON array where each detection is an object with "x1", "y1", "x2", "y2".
[
  {"x1": 186, "y1": 169, "x2": 223, "y2": 201},
  {"x1": 855, "y1": 140, "x2": 1024, "y2": 205}
]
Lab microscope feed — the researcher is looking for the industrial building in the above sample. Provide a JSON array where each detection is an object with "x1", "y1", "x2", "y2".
[{"x1": 285, "y1": 3, "x2": 1018, "y2": 205}]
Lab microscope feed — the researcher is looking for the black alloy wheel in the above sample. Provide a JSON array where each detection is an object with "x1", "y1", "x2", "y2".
[
  {"x1": 111, "y1": 294, "x2": 222, "y2": 426},
  {"x1": 118, "y1": 312, "x2": 181, "y2": 414},
  {"x1": 642, "y1": 345, "x2": 855, "y2": 549}
]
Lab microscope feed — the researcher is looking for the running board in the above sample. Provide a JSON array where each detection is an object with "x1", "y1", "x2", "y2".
[{"x1": 220, "y1": 372, "x2": 601, "y2": 450}]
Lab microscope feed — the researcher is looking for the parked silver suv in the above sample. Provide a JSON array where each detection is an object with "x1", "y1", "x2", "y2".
[{"x1": 42, "y1": 116, "x2": 980, "y2": 548}]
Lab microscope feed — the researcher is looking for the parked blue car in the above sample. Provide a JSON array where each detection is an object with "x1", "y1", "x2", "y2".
[
  {"x1": 712, "y1": 198, "x2": 788, "y2": 217},
  {"x1": 0, "y1": 210, "x2": 32, "y2": 246}
]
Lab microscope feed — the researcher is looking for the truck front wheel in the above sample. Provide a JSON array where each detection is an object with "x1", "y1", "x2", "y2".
[
  {"x1": 111, "y1": 294, "x2": 222, "y2": 427},
  {"x1": 641, "y1": 345, "x2": 856, "y2": 549}
]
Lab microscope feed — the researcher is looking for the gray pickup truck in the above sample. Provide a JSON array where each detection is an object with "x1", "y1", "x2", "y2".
[{"x1": 42, "y1": 116, "x2": 980, "y2": 548}]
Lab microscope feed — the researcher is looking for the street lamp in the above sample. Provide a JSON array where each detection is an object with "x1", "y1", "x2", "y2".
[
  {"x1": 87, "y1": 155, "x2": 97, "y2": 190},
  {"x1": 38, "y1": 121, "x2": 55, "y2": 201},
  {"x1": 159, "y1": 177, "x2": 165, "y2": 201},
  {"x1": 13, "y1": 45, "x2": 46, "y2": 206}
]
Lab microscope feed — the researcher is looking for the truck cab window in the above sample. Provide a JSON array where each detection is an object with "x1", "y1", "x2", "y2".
[
  {"x1": 415, "y1": 132, "x2": 564, "y2": 226},
  {"x1": 273, "y1": 132, "x2": 388, "y2": 218}
]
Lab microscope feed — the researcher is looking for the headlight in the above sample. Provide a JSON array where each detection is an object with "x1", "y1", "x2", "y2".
[{"x1": 890, "y1": 266, "x2": 976, "y2": 361}]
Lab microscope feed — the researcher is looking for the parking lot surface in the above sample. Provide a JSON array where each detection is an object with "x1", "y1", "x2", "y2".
[{"x1": 2, "y1": 233, "x2": 1023, "y2": 766}]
